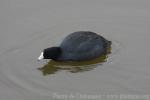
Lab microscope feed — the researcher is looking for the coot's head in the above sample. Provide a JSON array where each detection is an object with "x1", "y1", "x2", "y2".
[{"x1": 38, "y1": 47, "x2": 62, "y2": 61}]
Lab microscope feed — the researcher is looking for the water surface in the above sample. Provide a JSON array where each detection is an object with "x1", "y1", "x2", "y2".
[{"x1": 0, "y1": 0, "x2": 150, "y2": 100}]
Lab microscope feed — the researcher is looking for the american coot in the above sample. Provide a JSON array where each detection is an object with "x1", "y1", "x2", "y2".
[{"x1": 38, "y1": 31, "x2": 111, "y2": 61}]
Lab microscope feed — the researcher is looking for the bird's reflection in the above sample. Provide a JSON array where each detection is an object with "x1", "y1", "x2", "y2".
[{"x1": 38, "y1": 48, "x2": 111, "y2": 76}]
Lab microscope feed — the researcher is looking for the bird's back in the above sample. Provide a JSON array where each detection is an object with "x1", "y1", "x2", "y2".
[{"x1": 58, "y1": 31, "x2": 110, "y2": 61}]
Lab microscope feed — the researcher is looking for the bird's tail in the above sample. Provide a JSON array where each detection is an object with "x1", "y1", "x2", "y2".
[{"x1": 105, "y1": 40, "x2": 112, "y2": 54}]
